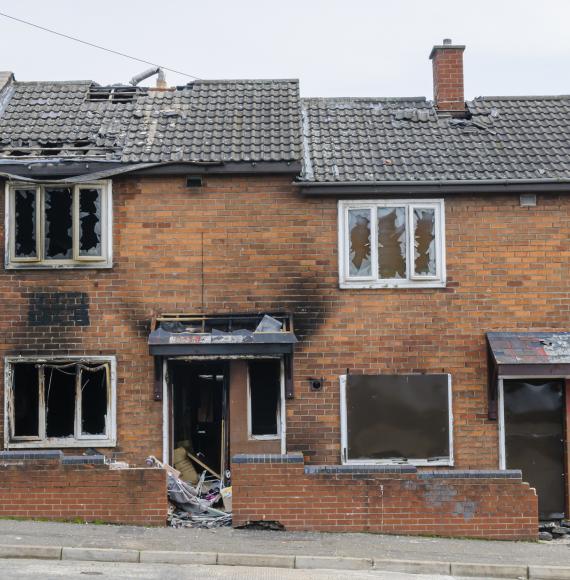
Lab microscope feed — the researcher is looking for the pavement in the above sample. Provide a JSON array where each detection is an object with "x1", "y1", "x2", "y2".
[{"x1": 0, "y1": 520, "x2": 569, "y2": 579}]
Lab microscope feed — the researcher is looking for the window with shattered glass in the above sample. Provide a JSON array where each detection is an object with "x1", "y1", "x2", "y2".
[
  {"x1": 8, "y1": 182, "x2": 110, "y2": 267},
  {"x1": 340, "y1": 200, "x2": 444, "y2": 288},
  {"x1": 6, "y1": 357, "x2": 116, "y2": 447}
]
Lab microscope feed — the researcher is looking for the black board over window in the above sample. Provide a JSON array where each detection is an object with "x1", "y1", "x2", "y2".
[{"x1": 342, "y1": 374, "x2": 452, "y2": 464}]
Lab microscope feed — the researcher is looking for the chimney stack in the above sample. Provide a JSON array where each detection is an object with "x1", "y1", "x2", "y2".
[{"x1": 429, "y1": 39, "x2": 465, "y2": 113}]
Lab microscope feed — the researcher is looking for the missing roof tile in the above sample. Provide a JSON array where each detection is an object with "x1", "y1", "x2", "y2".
[{"x1": 87, "y1": 84, "x2": 143, "y2": 103}]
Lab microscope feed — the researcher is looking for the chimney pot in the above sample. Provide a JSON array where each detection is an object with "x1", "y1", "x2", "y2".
[{"x1": 429, "y1": 40, "x2": 466, "y2": 113}]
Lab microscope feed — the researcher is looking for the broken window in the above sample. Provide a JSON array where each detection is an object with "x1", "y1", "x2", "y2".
[
  {"x1": 248, "y1": 360, "x2": 281, "y2": 438},
  {"x1": 13, "y1": 189, "x2": 38, "y2": 259},
  {"x1": 341, "y1": 374, "x2": 453, "y2": 465},
  {"x1": 340, "y1": 200, "x2": 444, "y2": 288},
  {"x1": 8, "y1": 182, "x2": 111, "y2": 268},
  {"x1": 6, "y1": 358, "x2": 116, "y2": 447}
]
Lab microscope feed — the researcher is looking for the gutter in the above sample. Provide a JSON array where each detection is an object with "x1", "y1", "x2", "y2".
[{"x1": 298, "y1": 178, "x2": 570, "y2": 196}]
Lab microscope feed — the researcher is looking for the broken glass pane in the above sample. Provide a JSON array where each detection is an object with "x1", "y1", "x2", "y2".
[
  {"x1": 413, "y1": 208, "x2": 436, "y2": 276},
  {"x1": 14, "y1": 189, "x2": 37, "y2": 258},
  {"x1": 378, "y1": 207, "x2": 406, "y2": 279},
  {"x1": 81, "y1": 366, "x2": 107, "y2": 435},
  {"x1": 13, "y1": 363, "x2": 39, "y2": 437},
  {"x1": 45, "y1": 187, "x2": 73, "y2": 260},
  {"x1": 348, "y1": 209, "x2": 371, "y2": 276},
  {"x1": 45, "y1": 366, "x2": 76, "y2": 438},
  {"x1": 78, "y1": 188, "x2": 102, "y2": 257}
]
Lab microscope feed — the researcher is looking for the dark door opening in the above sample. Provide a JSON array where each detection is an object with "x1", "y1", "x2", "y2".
[
  {"x1": 503, "y1": 379, "x2": 566, "y2": 520},
  {"x1": 170, "y1": 360, "x2": 228, "y2": 477}
]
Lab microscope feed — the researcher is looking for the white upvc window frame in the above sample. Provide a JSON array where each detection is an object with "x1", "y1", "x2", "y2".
[
  {"x1": 339, "y1": 373, "x2": 454, "y2": 467},
  {"x1": 338, "y1": 199, "x2": 446, "y2": 289},
  {"x1": 4, "y1": 356, "x2": 117, "y2": 449},
  {"x1": 247, "y1": 357, "x2": 285, "y2": 443},
  {"x1": 5, "y1": 180, "x2": 113, "y2": 269}
]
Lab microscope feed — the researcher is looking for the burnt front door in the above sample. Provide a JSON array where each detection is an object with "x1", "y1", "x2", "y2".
[{"x1": 503, "y1": 379, "x2": 566, "y2": 520}]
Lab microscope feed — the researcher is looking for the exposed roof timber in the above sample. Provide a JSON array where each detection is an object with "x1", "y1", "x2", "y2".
[{"x1": 298, "y1": 178, "x2": 570, "y2": 196}]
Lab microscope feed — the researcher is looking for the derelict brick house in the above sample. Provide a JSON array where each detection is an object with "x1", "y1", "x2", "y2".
[{"x1": 0, "y1": 40, "x2": 568, "y2": 538}]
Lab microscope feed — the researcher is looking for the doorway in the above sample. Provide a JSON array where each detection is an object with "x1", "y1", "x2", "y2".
[
  {"x1": 170, "y1": 360, "x2": 228, "y2": 478},
  {"x1": 500, "y1": 378, "x2": 566, "y2": 520}
]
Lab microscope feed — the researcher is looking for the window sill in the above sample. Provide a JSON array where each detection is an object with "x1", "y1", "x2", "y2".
[
  {"x1": 6, "y1": 262, "x2": 113, "y2": 270},
  {"x1": 248, "y1": 435, "x2": 281, "y2": 441},
  {"x1": 339, "y1": 280, "x2": 446, "y2": 290},
  {"x1": 7, "y1": 439, "x2": 116, "y2": 449}
]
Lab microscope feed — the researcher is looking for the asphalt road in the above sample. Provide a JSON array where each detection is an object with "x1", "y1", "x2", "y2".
[{"x1": 0, "y1": 559, "x2": 479, "y2": 580}]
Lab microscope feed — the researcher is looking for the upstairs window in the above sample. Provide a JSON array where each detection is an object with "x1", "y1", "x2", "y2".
[
  {"x1": 6, "y1": 182, "x2": 112, "y2": 268},
  {"x1": 338, "y1": 200, "x2": 445, "y2": 288}
]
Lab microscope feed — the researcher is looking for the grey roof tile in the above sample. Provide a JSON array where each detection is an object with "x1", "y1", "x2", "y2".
[
  {"x1": 301, "y1": 95, "x2": 570, "y2": 182},
  {"x1": 0, "y1": 79, "x2": 301, "y2": 163}
]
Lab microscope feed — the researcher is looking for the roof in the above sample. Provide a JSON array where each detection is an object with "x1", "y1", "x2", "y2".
[
  {"x1": 487, "y1": 332, "x2": 570, "y2": 366},
  {"x1": 300, "y1": 96, "x2": 570, "y2": 183},
  {"x1": 0, "y1": 79, "x2": 301, "y2": 164}
]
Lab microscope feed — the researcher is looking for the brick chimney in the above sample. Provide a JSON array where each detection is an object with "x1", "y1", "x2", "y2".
[{"x1": 429, "y1": 39, "x2": 465, "y2": 113}]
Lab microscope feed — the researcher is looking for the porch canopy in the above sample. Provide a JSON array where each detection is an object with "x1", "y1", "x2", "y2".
[
  {"x1": 148, "y1": 313, "x2": 297, "y2": 356},
  {"x1": 486, "y1": 331, "x2": 570, "y2": 418}
]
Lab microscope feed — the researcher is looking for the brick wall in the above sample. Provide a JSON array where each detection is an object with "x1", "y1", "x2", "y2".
[
  {"x1": 0, "y1": 451, "x2": 168, "y2": 525},
  {"x1": 232, "y1": 454, "x2": 538, "y2": 540},
  {"x1": 0, "y1": 175, "x2": 569, "y2": 503}
]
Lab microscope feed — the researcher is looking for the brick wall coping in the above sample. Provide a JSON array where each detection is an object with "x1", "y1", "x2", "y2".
[
  {"x1": 418, "y1": 470, "x2": 523, "y2": 479},
  {"x1": 232, "y1": 453, "x2": 304, "y2": 464},
  {"x1": 304, "y1": 465, "x2": 417, "y2": 474},
  {"x1": 0, "y1": 450, "x2": 107, "y2": 465}
]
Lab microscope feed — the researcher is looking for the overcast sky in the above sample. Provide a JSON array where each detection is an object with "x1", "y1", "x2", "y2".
[{"x1": 0, "y1": 0, "x2": 569, "y2": 98}]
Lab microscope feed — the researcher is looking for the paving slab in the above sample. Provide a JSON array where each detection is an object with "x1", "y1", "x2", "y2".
[
  {"x1": 62, "y1": 547, "x2": 139, "y2": 563},
  {"x1": 295, "y1": 555, "x2": 372, "y2": 570},
  {"x1": 374, "y1": 559, "x2": 451, "y2": 575},
  {"x1": 140, "y1": 550, "x2": 217, "y2": 565},
  {"x1": 529, "y1": 565, "x2": 570, "y2": 579},
  {"x1": 0, "y1": 519, "x2": 568, "y2": 568},
  {"x1": 0, "y1": 544, "x2": 61, "y2": 560},
  {"x1": 217, "y1": 552, "x2": 295, "y2": 568},
  {"x1": 451, "y1": 562, "x2": 528, "y2": 578}
]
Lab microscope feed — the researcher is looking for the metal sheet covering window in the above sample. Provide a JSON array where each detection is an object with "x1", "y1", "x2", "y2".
[
  {"x1": 340, "y1": 374, "x2": 453, "y2": 466},
  {"x1": 338, "y1": 199, "x2": 445, "y2": 289}
]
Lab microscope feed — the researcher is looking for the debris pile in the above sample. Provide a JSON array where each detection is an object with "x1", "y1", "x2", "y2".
[
  {"x1": 146, "y1": 455, "x2": 232, "y2": 529},
  {"x1": 539, "y1": 521, "x2": 570, "y2": 542}
]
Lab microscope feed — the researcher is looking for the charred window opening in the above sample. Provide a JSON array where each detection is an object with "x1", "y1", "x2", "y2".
[
  {"x1": 6, "y1": 358, "x2": 115, "y2": 446},
  {"x1": 81, "y1": 367, "x2": 107, "y2": 435},
  {"x1": 8, "y1": 183, "x2": 110, "y2": 267},
  {"x1": 12, "y1": 363, "x2": 39, "y2": 437},
  {"x1": 340, "y1": 200, "x2": 444, "y2": 288},
  {"x1": 45, "y1": 366, "x2": 76, "y2": 437},
  {"x1": 342, "y1": 374, "x2": 452, "y2": 464},
  {"x1": 87, "y1": 85, "x2": 142, "y2": 103},
  {"x1": 14, "y1": 189, "x2": 37, "y2": 258},
  {"x1": 249, "y1": 360, "x2": 281, "y2": 437},
  {"x1": 45, "y1": 187, "x2": 73, "y2": 259},
  {"x1": 78, "y1": 188, "x2": 102, "y2": 256}
]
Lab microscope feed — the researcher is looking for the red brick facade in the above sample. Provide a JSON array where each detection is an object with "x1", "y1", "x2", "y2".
[
  {"x1": 232, "y1": 455, "x2": 538, "y2": 540},
  {"x1": 0, "y1": 452, "x2": 167, "y2": 525},
  {"x1": 1, "y1": 173, "x2": 569, "y2": 534}
]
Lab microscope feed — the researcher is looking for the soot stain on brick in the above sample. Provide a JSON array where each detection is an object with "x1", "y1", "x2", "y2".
[{"x1": 28, "y1": 291, "x2": 90, "y2": 327}]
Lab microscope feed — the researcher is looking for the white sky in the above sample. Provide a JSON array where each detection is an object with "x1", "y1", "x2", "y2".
[{"x1": 0, "y1": 0, "x2": 569, "y2": 98}]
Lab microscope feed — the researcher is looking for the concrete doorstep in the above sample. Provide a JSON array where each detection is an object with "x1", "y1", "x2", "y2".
[{"x1": 0, "y1": 543, "x2": 568, "y2": 578}]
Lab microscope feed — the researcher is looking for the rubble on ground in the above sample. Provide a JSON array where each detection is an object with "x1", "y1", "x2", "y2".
[
  {"x1": 146, "y1": 455, "x2": 232, "y2": 529},
  {"x1": 539, "y1": 520, "x2": 570, "y2": 542}
]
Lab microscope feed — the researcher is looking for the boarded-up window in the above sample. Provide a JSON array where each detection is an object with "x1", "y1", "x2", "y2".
[
  {"x1": 340, "y1": 200, "x2": 444, "y2": 288},
  {"x1": 342, "y1": 374, "x2": 452, "y2": 464},
  {"x1": 248, "y1": 360, "x2": 281, "y2": 437}
]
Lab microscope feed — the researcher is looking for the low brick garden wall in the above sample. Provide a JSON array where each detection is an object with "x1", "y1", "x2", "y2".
[
  {"x1": 232, "y1": 454, "x2": 538, "y2": 540},
  {"x1": 0, "y1": 451, "x2": 168, "y2": 526}
]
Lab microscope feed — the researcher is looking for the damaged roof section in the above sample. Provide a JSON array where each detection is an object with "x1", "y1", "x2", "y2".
[
  {"x1": 300, "y1": 96, "x2": 570, "y2": 183},
  {"x1": 0, "y1": 79, "x2": 301, "y2": 164}
]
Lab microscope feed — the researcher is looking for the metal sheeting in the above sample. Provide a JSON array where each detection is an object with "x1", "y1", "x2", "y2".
[
  {"x1": 345, "y1": 374, "x2": 451, "y2": 462},
  {"x1": 503, "y1": 379, "x2": 565, "y2": 520}
]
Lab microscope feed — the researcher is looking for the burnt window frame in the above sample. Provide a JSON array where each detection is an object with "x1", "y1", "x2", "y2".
[
  {"x1": 6, "y1": 181, "x2": 112, "y2": 269},
  {"x1": 247, "y1": 357, "x2": 285, "y2": 442},
  {"x1": 4, "y1": 356, "x2": 117, "y2": 449},
  {"x1": 338, "y1": 199, "x2": 446, "y2": 289},
  {"x1": 339, "y1": 373, "x2": 454, "y2": 466}
]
